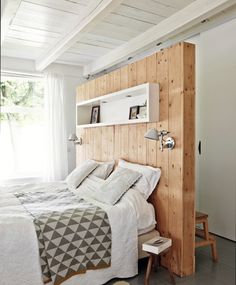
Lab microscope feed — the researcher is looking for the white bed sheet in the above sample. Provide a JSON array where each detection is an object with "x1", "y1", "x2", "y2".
[{"x1": 0, "y1": 182, "x2": 138, "y2": 285}]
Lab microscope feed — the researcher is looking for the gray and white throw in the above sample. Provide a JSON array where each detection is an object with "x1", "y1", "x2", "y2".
[{"x1": 15, "y1": 189, "x2": 111, "y2": 285}]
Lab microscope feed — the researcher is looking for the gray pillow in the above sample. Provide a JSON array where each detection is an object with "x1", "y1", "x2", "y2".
[
  {"x1": 92, "y1": 167, "x2": 141, "y2": 205},
  {"x1": 90, "y1": 160, "x2": 115, "y2": 179},
  {"x1": 66, "y1": 160, "x2": 98, "y2": 190}
]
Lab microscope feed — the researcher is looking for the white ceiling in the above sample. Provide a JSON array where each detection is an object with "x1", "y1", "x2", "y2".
[{"x1": 1, "y1": 0, "x2": 236, "y2": 75}]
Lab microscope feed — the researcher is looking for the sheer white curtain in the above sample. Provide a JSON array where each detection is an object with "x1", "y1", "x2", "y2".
[{"x1": 43, "y1": 72, "x2": 68, "y2": 181}]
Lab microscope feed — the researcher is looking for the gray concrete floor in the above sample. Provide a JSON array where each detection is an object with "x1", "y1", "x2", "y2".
[{"x1": 105, "y1": 235, "x2": 235, "y2": 285}]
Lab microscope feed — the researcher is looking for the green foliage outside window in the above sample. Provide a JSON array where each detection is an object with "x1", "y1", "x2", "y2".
[{"x1": 0, "y1": 80, "x2": 44, "y2": 122}]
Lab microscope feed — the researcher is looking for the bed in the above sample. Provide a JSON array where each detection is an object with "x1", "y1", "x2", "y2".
[{"x1": 0, "y1": 160, "x2": 161, "y2": 285}]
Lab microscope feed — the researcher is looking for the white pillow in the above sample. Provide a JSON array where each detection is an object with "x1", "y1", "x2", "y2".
[
  {"x1": 118, "y1": 159, "x2": 161, "y2": 199},
  {"x1": 92, "y1": 167, "x2": 141, "y2": 205},
  {"x1": 66, "y1": 160, "x2": 98, "y2": 190},
  {"x1": 90, "y1": 160, "x2": 115, "y2": 179},
  {"x1": 122, "y1": 188, "x2": 156, "y2": 232}
]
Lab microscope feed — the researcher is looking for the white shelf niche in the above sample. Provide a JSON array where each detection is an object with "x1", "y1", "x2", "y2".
[{"x1": 76, "y1": 82, "x2": 159, "y2": 128}]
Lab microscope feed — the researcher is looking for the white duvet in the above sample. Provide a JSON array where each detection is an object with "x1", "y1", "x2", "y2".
[{"x1": 0, "y1": 180, "x2": 140, "y2": 285}]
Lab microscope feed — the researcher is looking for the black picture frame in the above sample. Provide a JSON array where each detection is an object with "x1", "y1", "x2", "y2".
[
  {"x1": 138, "y1": 105, "x2": 147, "y2": 119},
  {"x1": 90, "y1": 106, "x2": 100, "y2": 124},
  {"x1": 129, "y1": 105, "x2": 139, "y2": 120}
]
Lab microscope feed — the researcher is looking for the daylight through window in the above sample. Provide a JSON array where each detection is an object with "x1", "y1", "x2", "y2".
[{"x1": 0, "y1": 77, "x2": 45, "y2": 181}]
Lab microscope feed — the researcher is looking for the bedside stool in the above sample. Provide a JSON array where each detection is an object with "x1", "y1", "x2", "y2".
[
  {"x1": 142, "y1": 236, "x2": 175, "y2": 285},
  {"x1": 195, "y1": 211, "x2": 218, "y2": 262}
]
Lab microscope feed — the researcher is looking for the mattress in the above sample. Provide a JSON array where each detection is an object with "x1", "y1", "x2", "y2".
[{"x1": 138, "y1": 229, "x2": 160, "y2": 259}]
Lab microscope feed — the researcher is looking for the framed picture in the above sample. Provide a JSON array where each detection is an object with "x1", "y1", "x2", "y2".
[
  {"x1": 90, "y1": 106, "x2": 100, "y2": 124},
  {"x1": 137, "y1": 105, "x2": 147, "y2": 119},
  {"x1": 129, "y1": 105, "x2": 139, "y2": 120}
]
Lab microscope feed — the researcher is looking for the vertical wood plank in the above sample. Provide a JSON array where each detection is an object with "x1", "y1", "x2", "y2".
[
  {"x1": 155, "y1": 48, "x2": 169, "y2": 241},
  {"x1": 101, "y1": 126, "x2": 114, "y2": 161},
  {"x1": 120, "y1": 66, "x2": 128, "y2": 89},
  {"x1": 168, "y1": 43, "x2": 184, "y2": 275},
  {"x1": 113, "y1": 69, "x2": 121, "y2": 92},
  {"x1": 146, "y1": 53, "x2": 157, "y2": 167},
  {"x1": 84, "y1": 81, "x2": 89, "y2": 101},
  {"x1": 100, "y1": 75, "x2": 107, "y2": 95},
  {"x1": 137, "y1": 123, "x2": 147, "y2": 164},
  {"x1": 106, "y1": 72, "x2": 114, "y2": 93},
  {"x1": 147, "y1": 53, "x2": 157, "y2": 83},
  {"x1": 95, "y1": 78, "x2": 100, "y2": 98},
  {"x1": 114, "y1": 125, "x2": 121, "y2": 161},
  {"x1": 120, "y1": 125, "x2": 129, "y2": 160},
  {"x1": 157, "y1": 50, "x2": 169, "y2": 122},
  {"x1": 136, "y1": 58, "x2": 147, "y2": 85},
  {"x1": 128, "y1": 124, "x2": 138, "y2": 163},
  {"x1": 182, "y1": 43, "x2": 195, "y2": 275},
  {"x1": 89, "y1": 79, "x2": 96, "y2": 99},
  {"x1": 119, "y1": 65, "x2": 129, "y2": 161},
  {"x1": 146, "y1": 122, "x2": 157, "y2": 167},
  {"x1": 85, "y1": 128, "x2": 93, "y2": 160},
  {"x1": 128, "y1": 62, "x2": 137, "y2": 87},
  {"x1": 93, "y1": 127, "x2": 102, "y2": 161}
]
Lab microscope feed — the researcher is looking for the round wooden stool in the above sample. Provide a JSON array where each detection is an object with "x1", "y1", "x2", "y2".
[{"x1": 195, "y1": 211, "x2": 218, "y2": 262}]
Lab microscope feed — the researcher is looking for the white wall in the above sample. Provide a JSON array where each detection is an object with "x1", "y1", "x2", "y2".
[
  {"x1": 1, "y1": 57, "x2": 84, "y2": 174},
  {"x1": 189, "y1": 19, "x2": 236, "y2": 240}
]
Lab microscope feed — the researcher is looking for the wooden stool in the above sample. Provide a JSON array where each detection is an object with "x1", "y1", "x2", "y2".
[{"x1": 195, "y1": 211, "x2": 218, "y2": 262}]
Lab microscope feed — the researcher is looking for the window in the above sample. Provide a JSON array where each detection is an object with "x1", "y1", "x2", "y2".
[{"x1": 0, "y1": 76, "x2": 45, "y2": 181}]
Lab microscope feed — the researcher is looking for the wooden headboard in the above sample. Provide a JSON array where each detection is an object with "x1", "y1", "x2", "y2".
[{"x1": 76, "y1": 42, "x2": 195, "y2": 277}]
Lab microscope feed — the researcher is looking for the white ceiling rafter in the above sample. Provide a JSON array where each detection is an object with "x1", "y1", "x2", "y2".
[
  {"x1": 84, "y1": 0, "x2": 236, "y2": 76},
  {"x1": 1, "y1": 0, "x2": 22, "y2": 45},
  {"x1": 35, "y1": 0, "x2": 124, "y2": 71}
]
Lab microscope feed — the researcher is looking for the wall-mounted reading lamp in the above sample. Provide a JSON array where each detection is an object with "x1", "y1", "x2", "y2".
[
  {"x1": 68, "y1": 133, "x2": 82, "y2": 145},
  {"x1": 144, "y1": 129, "x2": 175, "y2": 151}
]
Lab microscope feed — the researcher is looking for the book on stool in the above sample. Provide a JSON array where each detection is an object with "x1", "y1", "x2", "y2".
[{"x1": 142, "y1": 236, "x2": 172, "y2": 255}]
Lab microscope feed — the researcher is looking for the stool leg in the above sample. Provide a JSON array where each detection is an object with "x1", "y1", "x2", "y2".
[
  {"x1": 203, "y1": 220, "x2": 210, "y2": 240},
  {"x1": 211, "y1": 239, "x2": 218, "y2": 262},
  {"x1": 145, "y1": 254, "x2": 153, "y2": 285},
  {"x1": 153, "y1": 254, "x2": 158, "y2": 272}
]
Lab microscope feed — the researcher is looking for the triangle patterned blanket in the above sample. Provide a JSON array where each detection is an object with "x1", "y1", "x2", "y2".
[{"x1": 15, "y1": 189, "x2": 111, "y2": 285}]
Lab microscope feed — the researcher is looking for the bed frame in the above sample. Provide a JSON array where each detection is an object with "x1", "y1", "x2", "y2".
[{"x1": 75, "y1": 42, "x2": 195, "y2": 277}]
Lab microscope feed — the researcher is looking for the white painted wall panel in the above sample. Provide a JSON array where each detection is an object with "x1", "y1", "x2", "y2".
[{"x1": 195, "y1": 19, "x2": 236, "y2": 241}]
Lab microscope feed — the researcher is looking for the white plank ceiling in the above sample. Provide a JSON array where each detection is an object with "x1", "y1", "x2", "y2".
[
  {"x1": 2, "y1": 0, "x2": 195, "y2": 66},
  {"x1": 2, "y1": 0, "x2": 235, "y2": 73}
]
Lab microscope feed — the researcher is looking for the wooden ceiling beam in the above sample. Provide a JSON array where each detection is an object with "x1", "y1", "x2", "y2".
[
  {"x1": 35, "y1": 0, "x2": 123, "y2": 71},
  {"x1": 84, "y1": 0, "x2": 236, "y2": 76},
  {"x1": 1, "y1": 0, "x2": 22, "y2": 45}
]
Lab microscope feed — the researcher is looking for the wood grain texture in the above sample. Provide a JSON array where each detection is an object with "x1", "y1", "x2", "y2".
[
  {"x1": 120, "y1": 65, "x2": 128, "y2": 89},
  {"x1": 113, "y1": 69, "x2": 121, "y2": 92},
  {"x1": 101, "y1": 126, "x2": 114, "y2": 161},
  {"x1": 136, "y1": 58, "x2": 147, "y2": 85},
  {"x1": 168, "y1": 42, "x2": 183, "y2": 275},
  {"x1": 182, "y1": 43, "x2": 195, "y2": 275},
  {"x1": 84, "y1": 81, "x2": 90, "y2": 101},
  {"x1": 128, "y1": 124, "x2": 138, "y2": 163},
  {"x1": 75, "y1": 42, "x2": 195, "y2": 277},
  {"x1": 128, "y1": 62, "x2": 137, "y2": 87},
  {"x1": 153, "y1": 48, "x2": 169, "y2": 244},
  {"x1": 89, "y1": 79, "x2": 96, "y2": 99}
]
